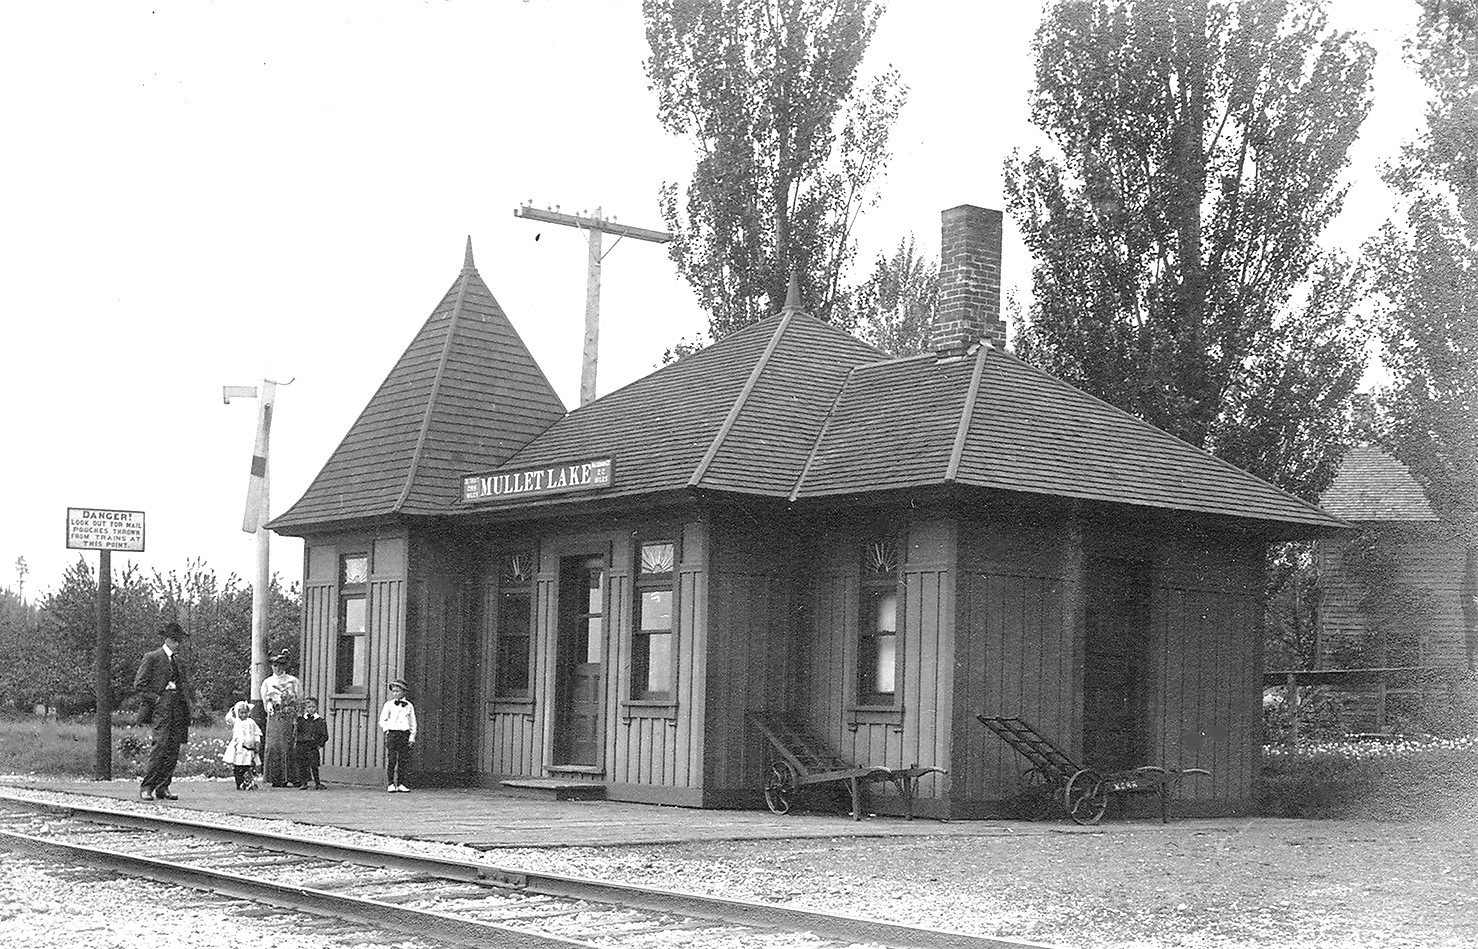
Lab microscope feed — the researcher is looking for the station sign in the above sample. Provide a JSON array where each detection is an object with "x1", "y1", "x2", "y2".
[
  {"x1": 66, "y1": 507, "x2": 146, "y2": 552},
  {"x1": 463, "y1": 458, "x2": 613, "y2": 502}
]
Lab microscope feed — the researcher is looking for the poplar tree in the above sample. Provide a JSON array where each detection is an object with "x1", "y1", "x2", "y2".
[
  {"x1": 643, "y1": 0, "x2": 905, "y2": 337},
  {"x1": 1371, "y1": 0, "x2": 1478, "y2": 522},
  {"x1": 1005, "y1": 0, "x2": 1374, "y2": 500},
  {"x1": 846, "y1": 237, "x2": 938, "y2": 356}
]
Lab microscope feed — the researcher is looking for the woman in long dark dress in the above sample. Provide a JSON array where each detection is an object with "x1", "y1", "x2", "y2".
[{"x1": 261, "y1": 651, "x2": 302, "y2": 787}]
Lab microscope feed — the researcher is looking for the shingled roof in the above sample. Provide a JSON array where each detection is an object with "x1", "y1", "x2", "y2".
[
  {"x1": 459, "y1": 301, "x2": 883, "y2": 510},
  {"x1": 796, "y1": 343, "x2": 1347, "y2": 529},
  {"x1": 1319, "y1": 446, "x2": 1439, "y2": 522},
  {"x1": 461, "y1": 308, "x2": 1348, "y2": 533},
  {"x1": 272, "y1": 240, "x2": 565, "y2": 533}
]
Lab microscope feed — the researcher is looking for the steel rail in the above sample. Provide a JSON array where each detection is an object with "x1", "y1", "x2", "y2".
[
  {"x1": 0, "y1": 825, "x2": 591, "y2": 949},
  {"x1": 0, "y1": 792, "x2": 1049, "y2": 949}
]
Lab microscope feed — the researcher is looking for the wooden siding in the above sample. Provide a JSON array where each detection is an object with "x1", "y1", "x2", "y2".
[
  {"x1": 836, "y1": 522, "x2": 954, "y2": 807},
  {"x1": 1317, "y1": 525, "x2": 1472, "y2": 669},
  {"x1": 704, "y1": 517, "x2": 803, "y2": 797},
  {"x1": 478, "y1": 575, "x2": 539, "y2": 777},
  {"x1": 611, "y1": 540, "x2": 707, "y2": 790},
  {"x1": 405, "y1": 532, "x2": 478, "y2": 776},
  {"x1": 302, "y1": 534, "x2": 408, "y2": 776},
  {"x1": 723, "y1": 516, "x2": 956, "y2": 812},
  {"x1": 954, "y1": 510, "x2": 1075, "y2": 804},
  {"x1": 952, "y1": 507, "x2": 1263, "y2": 813},
  {"x1": 1148, "y1": 536, "x2": 1263, "y2": 804},
  {"x1": 474, "y1": 520, "x2": 707, "y2": 799}
]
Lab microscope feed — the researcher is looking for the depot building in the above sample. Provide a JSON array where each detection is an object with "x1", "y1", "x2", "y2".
[{"x1": 271, "y1": 205, "x2": 1347, "y2": 817}]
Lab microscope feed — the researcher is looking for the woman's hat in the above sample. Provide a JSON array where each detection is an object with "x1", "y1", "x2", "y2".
[
  {"x1": 269, "y1": 649, "x2": 292, "y2": 666},
  {"x1": 388, "y1": 679, "x2": 408, "y2": 692}
]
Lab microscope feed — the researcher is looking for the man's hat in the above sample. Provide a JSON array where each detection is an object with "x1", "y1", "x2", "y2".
[{"x1": 160, "y1": 621, "x2": 188, "y2": 639}]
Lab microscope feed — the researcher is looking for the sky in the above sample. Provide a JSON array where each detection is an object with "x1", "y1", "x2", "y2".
[{"x1": 0, "y1": 1, "x2": 1427, "y2": 602}]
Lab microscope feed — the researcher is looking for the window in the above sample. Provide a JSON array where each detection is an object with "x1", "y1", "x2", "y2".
[
  {"x1": 631, "y1": 540, "x2": 675, "y2": 702},
  {"x1": 494, "y1": 552, "x2": 534, "y2": 698},
  {"x1": 858, "y1": 539, "x2": 899, "y2": 707},
  {"x1": 335, "y1": 553, "x2": 369, "y2": 693}
]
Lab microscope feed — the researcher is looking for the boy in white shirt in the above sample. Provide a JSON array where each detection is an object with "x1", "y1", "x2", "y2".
[{"x1": 377, "y1": 679, "x2": 417, "y2": 792}]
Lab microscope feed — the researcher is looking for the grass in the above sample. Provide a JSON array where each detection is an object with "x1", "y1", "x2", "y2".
[
  {"x1": 0, "y1": 713, "x2": 233, "y2": 780},
  {"x1": 1258, "y1": 734, "x2": 1478, "y2": 820}
]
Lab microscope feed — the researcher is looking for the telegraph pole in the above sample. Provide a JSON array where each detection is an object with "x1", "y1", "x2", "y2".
[{"x1": 514, "y1": 204, "x2": 672, "y2": 406}]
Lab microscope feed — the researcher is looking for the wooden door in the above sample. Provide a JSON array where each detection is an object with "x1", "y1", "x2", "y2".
[
  {"x1": 1083, "y1": 559, "x2": 1150, "y2": 771},
  {"x1": 553, "y1": 555, "x2": 605, "y2": 767}
]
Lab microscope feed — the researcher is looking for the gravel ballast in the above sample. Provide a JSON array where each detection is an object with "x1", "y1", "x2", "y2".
[{"x1": 1, "y1": 783, "x2": 1474, "y2": 948}]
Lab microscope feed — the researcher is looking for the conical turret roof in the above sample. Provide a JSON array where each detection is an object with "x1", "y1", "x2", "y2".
[{"x1": 273, "y1": 241, "x2": 566, "y2": 533}]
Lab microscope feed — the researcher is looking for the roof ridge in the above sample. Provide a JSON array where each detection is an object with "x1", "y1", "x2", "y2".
[
  {"x1": 467, "y1": 273, "x2": 567, "y2": 425},
  {"x1": 394, "y1": 269, "x2": 472, "y2": 512},
  {"x1": 855, "y1": 350, "x2": 935, "y2": 370},
  {"x1": 992, "y1": 347, "x2": 1351, "y2": 528},
  {"x1": 689, "y1": 311, "x2": 795, "y2": 487},
  {"x1": 791, "y1": 363, "x2": 856, "y2": 502},
  {"x1": 945, "y1": 344, "x2": 989, "y2": 482}
]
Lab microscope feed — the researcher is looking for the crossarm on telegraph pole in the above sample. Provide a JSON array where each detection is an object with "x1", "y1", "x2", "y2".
[{"x1": 515, "y1": 204, "x2": 672, "y2": 406}]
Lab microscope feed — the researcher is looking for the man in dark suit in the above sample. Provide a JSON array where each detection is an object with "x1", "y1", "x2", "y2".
[{"x1": 133, "y1": 621, "x2": 192, "y2": 801}]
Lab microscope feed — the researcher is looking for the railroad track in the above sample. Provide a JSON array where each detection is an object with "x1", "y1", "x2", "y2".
[{"x1": 0, "y1": 795, "x2": 1044, "y2": 949}]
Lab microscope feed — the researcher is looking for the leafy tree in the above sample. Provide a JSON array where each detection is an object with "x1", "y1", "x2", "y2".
[
  {"x1": 644, "y1": 0, "x2": 906, "y2": 337},
  {"x1": 1370, "y1": 0, "x2": 1478, "y2": 523},
  {"x1": 1264, "y1": 542, "x2": 1320, "y2": 671},
  {"x1": 6, "y1": 558, "x2": 301, "y2": 717},
  {"x1": 845, "y1": 236, "x2": 938, "y2": 356},
  {"x1": 1005, "y1": 0, "x2": 1373, "y2": 500},
  {"x1": 659, "y1": 334, "x2": 709, "y2": 366}
]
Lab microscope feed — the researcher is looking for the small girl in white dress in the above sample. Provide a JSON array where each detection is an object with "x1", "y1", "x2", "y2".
[{"x1": 222, "y1": 701, "x2": 263, "y2": 790}]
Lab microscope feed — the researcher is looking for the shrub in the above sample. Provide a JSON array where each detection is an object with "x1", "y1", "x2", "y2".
[{"x1": 1258, "y1": 735, "x2": 1478, "y2": 819}]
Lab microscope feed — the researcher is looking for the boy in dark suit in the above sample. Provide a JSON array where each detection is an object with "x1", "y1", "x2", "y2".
[
  {"x1": 132, "y1": 621, "x2": 192, "y2": 801},
  {"x1": 293, "y1": 697, "x2": 330, "y2": 789}
]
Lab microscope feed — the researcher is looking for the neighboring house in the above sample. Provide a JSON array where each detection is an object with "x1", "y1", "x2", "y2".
[
  {"x1": 271, "y1": 205, "x2": 1349, "y2": 817},
  {"x1": 1311, "y1": 446, "x2": 1476, "y2": 732}
]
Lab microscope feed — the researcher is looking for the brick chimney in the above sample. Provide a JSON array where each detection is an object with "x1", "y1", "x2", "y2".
[{"x1": 933, "y1": 204, "x2": 1005, "y2": 356}]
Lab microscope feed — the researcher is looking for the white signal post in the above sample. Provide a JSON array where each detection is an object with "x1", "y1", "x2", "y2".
[{"x1": 224, "y1": 379, "x2": 289, "y2": 722}]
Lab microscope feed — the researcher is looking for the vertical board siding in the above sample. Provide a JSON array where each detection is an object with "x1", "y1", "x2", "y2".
[
  {"x1": 707, "y1": 572, "x2": 797, "y2": 792},
  {"x1": 533, "y1": 572, "x2": 556, "y2": 773},
  {"x1": 704, "y1": 517, "x2": 802, "y2": 797},
  {"x1": 365, "y1": 577, "x2": 405, "y2": 771},
  {"x1": 1150, "y1": 538, "x2": 1262, "y2": 804},
  {"x1": 741, "y1": 518, "x2": 957, "y2": 811},
  {"x1": 307, "y1": 534, "x2": 406, "y2": 777},
  {"x1": 957, "y1": 571, "x2": 1073, "y2": 802},
  {"x1": 303, "y1": 583, "x2": 338, "y2": 761}
]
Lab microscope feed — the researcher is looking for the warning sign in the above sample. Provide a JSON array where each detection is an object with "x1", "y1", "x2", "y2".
[{"x1": 66, "y1": 508, "x2": 146, "y2": 552}]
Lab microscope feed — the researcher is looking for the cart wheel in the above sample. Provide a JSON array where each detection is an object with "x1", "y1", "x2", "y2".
[
  {"x1": 764, "y1": 762, "x2": 800, "y2": 815},
  {"x1": 1065, "y1": 769, "x2": 1108, "y2": 825}
]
